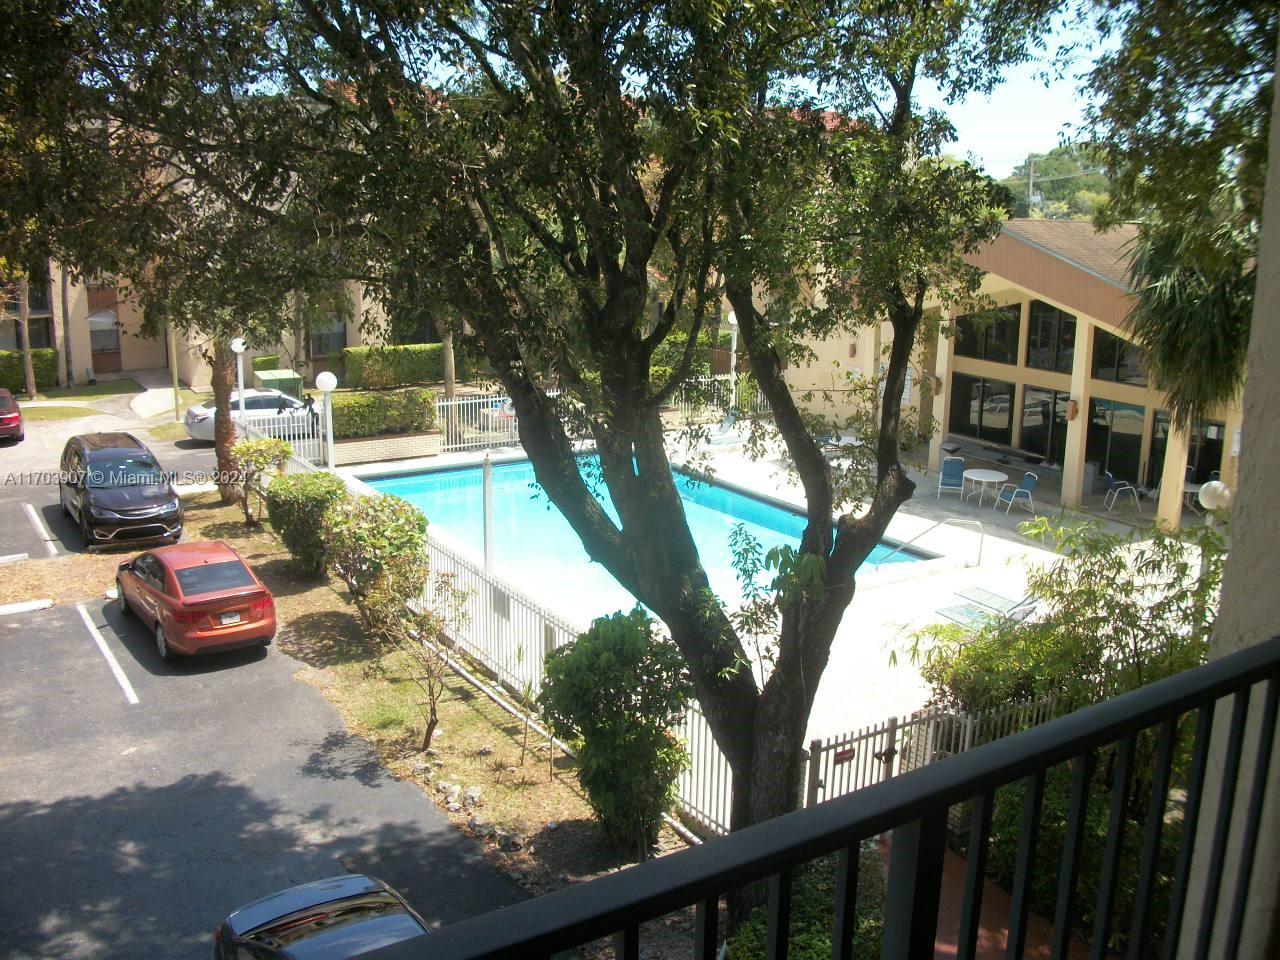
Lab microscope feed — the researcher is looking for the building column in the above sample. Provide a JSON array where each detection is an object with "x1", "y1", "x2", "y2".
[
  {"x1": 1155, "y1": 423, "x2": 1191, "y2": 530},
  {"x1": 1060, "y1": 318, "x2": 1096, "y2": 506},
  {"x1": 927, "y1": 308, "x2": 952, "y2": 472}
]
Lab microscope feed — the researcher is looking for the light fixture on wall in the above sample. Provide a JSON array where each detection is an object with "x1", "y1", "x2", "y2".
[
  {"x1": 1066, "y1": 399, "x2": 1079, "y2": 421},
  {"x1": 848, "y1": 342, "x2": 857, "y2": 359},
  {"x1": 927, "y1": 373, "x2": 942, "y2": 393}
]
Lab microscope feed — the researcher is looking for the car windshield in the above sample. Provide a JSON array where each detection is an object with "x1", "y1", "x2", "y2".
[
  {"x1": 86, "y1": 454, "x2": 165, "y2": 487},
  {"x1": 176, "y1": 560, "x2": 256, "y2": 596}
]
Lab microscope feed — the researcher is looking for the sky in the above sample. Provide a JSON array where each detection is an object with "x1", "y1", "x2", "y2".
[{"x1": 915, "y1": 18, "x2": 1109, "y2": 180}]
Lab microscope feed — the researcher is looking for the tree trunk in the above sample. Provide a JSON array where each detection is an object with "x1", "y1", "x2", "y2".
[
  {"x1": 438, "y1": 321, "x2": 456, "y2": 399},
  {"x1": 211, "y1": 342, "x2": 238, "y2": 504},
  {"x1": 59, "y1": 266, "x2": 73, "y2": 387},
  {"x1": 15, "y1": 277, "x2": 37, "y2": 400}
]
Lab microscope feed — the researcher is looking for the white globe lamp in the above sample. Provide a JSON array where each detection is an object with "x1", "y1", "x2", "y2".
[
  {"x1": 315, "y1": 371, "x2": 338, "y2": 471},
  {"x1": 1198, "y1": 480, "x2": 1231, "y2": 513}
]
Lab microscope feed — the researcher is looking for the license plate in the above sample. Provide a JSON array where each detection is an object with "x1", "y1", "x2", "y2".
[{"x1": 220, "y1": 612, "x2": 241, "y2": 625}]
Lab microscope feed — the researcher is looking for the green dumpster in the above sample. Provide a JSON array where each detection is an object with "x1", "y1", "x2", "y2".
[{"x1": 253, "y1": 368, "x2": 304, "y2": 399}]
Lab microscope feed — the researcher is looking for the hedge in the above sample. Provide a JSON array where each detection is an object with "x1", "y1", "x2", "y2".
[
  {"x1": 265, "y1": 471, "x2": 350, "y2": 576},
  {"x1": 342, "y1": 344, "x2": 476, "y2": 388},
  {"x1": 252, "y1": 354, "x2": 281, "y2": 372},
  {"x1": 0, "y1": 349, "x2": 58, "y2": 394},
  {"x1": 331, "y1": 386, "x2": 436, "y2": 439}
]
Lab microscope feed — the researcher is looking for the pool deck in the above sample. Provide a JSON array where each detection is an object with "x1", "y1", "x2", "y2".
[{"x1": 342, "y1": 439, "x2": 1143, "y2": 741}]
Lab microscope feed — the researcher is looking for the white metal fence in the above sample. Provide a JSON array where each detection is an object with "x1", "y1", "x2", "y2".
[
  {"x1": 436, "y1": 393, "x2": 522, "y2": 453},
  {"x1": 242, "y1": 410, "x2": 325, "y2": 470},
  {"x1": 675, "y1": 693, "x2": 1060, "y2": 838},
  {"x1": 422, "y1": 533, "x2": 583, "y2": 700},
  {"x1": 672, "y1": 375, "x2": 771, "y2": 423}
]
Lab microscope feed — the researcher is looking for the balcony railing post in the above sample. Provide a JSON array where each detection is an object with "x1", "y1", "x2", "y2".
[
  {"x1": 805, "y1": 739, "x2": 822, "y2": 808},
  {"x1": 881, "y1": 814, "x2": 947, "y2": 960}
]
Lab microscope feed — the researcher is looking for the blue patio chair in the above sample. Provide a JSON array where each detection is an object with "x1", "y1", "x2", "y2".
[
  {"x1": 1209, "y1": 470, "x2": 1221, "y2": 482},
  {"x1": 938, "y1": 456, "x2": 965, "y2": 498},
  {"x1": 995, "y1": 471, "x2": 1038, "y2": 515},
  {"x1": 1103, "y1": 470, "x2": 1141, "y2": 513}
]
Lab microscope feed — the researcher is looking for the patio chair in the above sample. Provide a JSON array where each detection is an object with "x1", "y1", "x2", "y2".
[
  {"x1": 1209, "y1": 470, "x2": 1221, "y2": 482},
  {"x1": 994, "y1": 471, "x2": 1038, "y2": 515},
  {"x1": 1102, "y1": 470, "x2": 1142, "y2": 513},
  {"x1": 938, "y1": 456, "x2": 965, "y2": 499}
]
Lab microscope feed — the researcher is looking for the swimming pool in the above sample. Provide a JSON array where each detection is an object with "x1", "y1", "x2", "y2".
[{"x1": 366, "y1": 457, "x2": 923, "y2": 623}]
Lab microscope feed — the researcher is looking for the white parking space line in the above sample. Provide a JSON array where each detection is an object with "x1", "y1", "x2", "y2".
[
  {"x1": 0, "y1": 552, "x2": 29, "y2": 564},
  {"x1": 23, "y1": 503, "x2": 58, "y2": 556},
  {"x1": 76, "y1": 603, "x2": 140, "y2": 706}
]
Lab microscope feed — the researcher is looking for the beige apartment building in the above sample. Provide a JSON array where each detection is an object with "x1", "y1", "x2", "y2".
[
  {"x1": 1, "y1": 267, "x2": 381, "y2": 390},
  {"x1": 788, "y1": 219, "x2": 1243, "y2": 528}
]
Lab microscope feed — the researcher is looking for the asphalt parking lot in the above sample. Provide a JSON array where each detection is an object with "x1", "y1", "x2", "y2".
[{"x1": 0, "y1": 415, "x2": 524, "y2": 959}]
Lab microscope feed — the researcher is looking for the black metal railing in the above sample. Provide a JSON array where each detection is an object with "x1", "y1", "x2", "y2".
[{"x1": 363, "y1": 637, "x2": 1280, "y2": 960}]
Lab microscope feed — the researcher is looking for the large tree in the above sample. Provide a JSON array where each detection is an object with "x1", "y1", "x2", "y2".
[
  {"x1": 1082, "y1": 0, "x2": 1277, "y2": 427},
  {"x1": 77, "y1": 0, "x2": 1050, "y2": 829}
]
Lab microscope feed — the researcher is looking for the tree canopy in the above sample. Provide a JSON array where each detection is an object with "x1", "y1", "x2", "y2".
[{"x1": 998, "y1": 143, "x2": 1109, "y2": 219}]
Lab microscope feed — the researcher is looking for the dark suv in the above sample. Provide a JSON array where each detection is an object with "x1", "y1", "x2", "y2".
[{"x1": 59, "y1": 433, "x2": 183, "y2": 548}]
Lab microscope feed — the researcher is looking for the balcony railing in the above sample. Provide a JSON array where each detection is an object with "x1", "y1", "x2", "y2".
[{"x1": 362, "y1": 636, "x2": 1280, "y2": 960}]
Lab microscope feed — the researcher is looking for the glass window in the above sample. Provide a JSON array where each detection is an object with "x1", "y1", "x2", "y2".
[
  {"x1": 948, "y1": 373, "x2": 1014, "y2": 446},
  {"x1": 175, "y1": 560, "x2": 257, "y2": 596},
  {"x1": 1025, "y1": 301, "x2": 1076, "y2": 374},
  {"x1": 0, "y1": 316, "x2": 52, "y2": 350},
  {"x1": 1019, "y1": 387, "x2": 1070, "y2": 466},
  {"x1": 310, "y1": 313, "x2": 347, "y2": 358},
  {"x1": 1086, "y1": 399, "x2": 1146, "y2": 484},
  {"x1": 89, "y1": 309, "x2": 120, "y2": 354},
  {"x1": 1092, "y1": 328, "x2": 1148, "y2": 385},
  {"x1": 953, "y1": 306, "x2": 1019, "y2": 365},
  {"x1": 86, "y1": 452, "x2": 165, "y2": 488}
]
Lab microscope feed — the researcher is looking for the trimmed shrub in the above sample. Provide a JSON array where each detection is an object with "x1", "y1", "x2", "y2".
[
  {"x1": 342, "y1": 344, "x2": 475, "y2": 388},
  {"x1": 265, "y1": 472, "x2": 351, "y2": 575},
  {"x1": 251, "y1": 354, "x2": 281, "y2": 372},
  {"x1": 323, "y1": 494, "x2": 428, "y2": 606},
  {"x1": 538, "y1": 608, "x2": 693, "y2": 856},
  {"x1": 0, "y1": 348, "x2": 57, "y2": 393},
  {"x1": 228, "y1": 438, "x2": 291, "y2": 525},
  {"x1": 331, "y1": 387, "x2": 436, "y2": 439}
]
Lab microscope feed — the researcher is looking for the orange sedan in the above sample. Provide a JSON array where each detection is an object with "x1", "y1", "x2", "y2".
[{"x1": 116, "y1": 541, "x2": 276, "y2": 661}]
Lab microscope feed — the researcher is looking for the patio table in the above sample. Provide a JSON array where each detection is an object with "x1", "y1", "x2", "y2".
[{"x1": 963, "y1": 468, "x2": 1008, "y2": 509}]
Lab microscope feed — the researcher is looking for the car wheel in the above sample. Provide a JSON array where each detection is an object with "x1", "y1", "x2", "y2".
[
  {"x1": 116, "y1": 578, "x2": 131, "y2": 617},
  {"x1": 155, "y1": 622, "x2": 175, "y2": 662},
  {"x1": 58, "y1": 483, "x2": 69, "y2": 516},
  {"x1": 16, "y1": 432, "x2": 23, "y2": 442}
]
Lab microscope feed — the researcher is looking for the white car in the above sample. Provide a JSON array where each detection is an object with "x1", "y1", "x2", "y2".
[{"x1": 183, "y1": 388, "x2": 310, "y2": 442}]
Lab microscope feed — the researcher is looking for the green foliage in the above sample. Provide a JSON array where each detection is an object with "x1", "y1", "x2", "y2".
[
  {"x1": 726, "y1": 845, "x2": 885, "y2": 960},
  {"x1": 228, "y1": 438, "x2": 291, "y2": 525},
  {"x1": 265, "y1": 471, "x2": 350, "y2": 576},
  {"x1": 998, "y1": 144, "x2": 1110, "y2": 220},
  {"x1": 343, "y1": 344, "x2": 474, "y2": 389},
  {"x1": 323, "y1": 494, "x2": 427, "y2": 607},
  {"x1": 538, "y1": 609, "x2": 693, "y2": 855},
  {"x1": 251, "y1": 354, "x2": 280, "y2": 372},
  {"x1": 909, "y1": 518, "x2": 1225, "y2": 715},
  {"x1": 330, "y1": 387, "x2": 436, "y2": 439},
  {"x1": 0, "y1": 348, "x2": 56, "y2": 393}
]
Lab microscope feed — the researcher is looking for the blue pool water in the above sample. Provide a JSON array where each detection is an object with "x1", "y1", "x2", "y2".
[{"x1": 366, "y1": 458, "x2": 921, "y2": 622}]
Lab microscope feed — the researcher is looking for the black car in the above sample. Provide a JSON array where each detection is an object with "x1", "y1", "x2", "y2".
[
  {"x1": 214, "y1": 874, "x2": 430, "y2": 960},
  {"x1": 58, "y1": 433, "x2": 183, "y2": 548}
]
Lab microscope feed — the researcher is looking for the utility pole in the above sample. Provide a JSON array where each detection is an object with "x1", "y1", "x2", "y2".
[{"x1": 1026, "y1": 155, "x2": 1036, "y2": 216}]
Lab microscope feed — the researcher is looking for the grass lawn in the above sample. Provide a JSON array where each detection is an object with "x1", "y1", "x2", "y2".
[
  {"x1": 20, "y1": 405, "x2": 102, "y2": 421},
  {"x1": 148, "y1": 421, "x2": 189, "y2": 442},
  {"x1": 35, "y1": 378, "x2": 142, "y2": 400},
  {"x1": 0, "y1": 490, "x2": 686, "y2": 901}
]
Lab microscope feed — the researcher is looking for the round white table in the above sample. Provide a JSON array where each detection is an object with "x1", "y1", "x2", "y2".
[{"x1": 963, "y1": 468, "x2": 1009, "y2": 508}]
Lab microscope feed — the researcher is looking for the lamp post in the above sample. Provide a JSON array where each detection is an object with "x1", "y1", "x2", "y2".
[
  {"x1": 1197, "y1": 480, "x2": 1232, "y2": 578},
  {"x1": 726, "y1": 310, "x2": 739, "y2": 413},
  {"x1": 230, "y1": 337, "x2": 247, "y2": 420},
  {"x1": 315, "y1": 370, "x2": 337, "y2": 471}
]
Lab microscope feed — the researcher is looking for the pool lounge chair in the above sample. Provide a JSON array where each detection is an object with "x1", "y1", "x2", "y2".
[
  {"x1": 938, "y1": 456, "x2": 965, "y2": 498},
  {"x1": 938, "y1": 594, "x2": 1037, "y2": 631}
]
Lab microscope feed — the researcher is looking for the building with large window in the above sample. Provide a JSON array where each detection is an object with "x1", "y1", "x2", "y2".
[{"x1": 788, "y1": 219, "x2": 1243, "y2": 528}]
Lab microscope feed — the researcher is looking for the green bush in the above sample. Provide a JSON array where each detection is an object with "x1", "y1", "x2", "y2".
[
  {"x1": 538, "y1": 608, "x2": 693, "y2": 856},
  {"x1": 342, "y1": 344, "x2": 475, "y2": 388},
  {"x1": 265, "y1": 472, "x2": 351, "y2": 576},
  {"x1": 726, "y1": 846, "x2": 885, "y2": 960},
  {"x1": 0, "y1": 348, "x2": 57, "y2": 393},
  {"x1": 323, "y1": 494, "x2": 428, "y2": 607},
  {"x1": 252, "y1": 354, "x2": 280, "y2": 372},
  {"x1": 331, "y1": 387, "x2": 437, "y2": 439}
]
